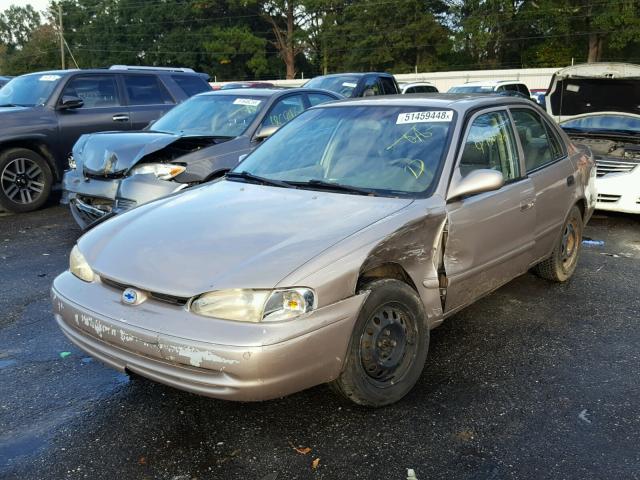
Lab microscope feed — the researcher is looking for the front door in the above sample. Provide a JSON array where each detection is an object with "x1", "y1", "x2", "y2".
[
  {"x1": 55, "y1": 74, "x2": 131, "y2": 160},
  {"x1": 444, "y1": 109, "x2": 536, "y2": 314}
]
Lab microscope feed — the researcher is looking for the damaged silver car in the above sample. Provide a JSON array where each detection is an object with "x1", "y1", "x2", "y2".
[
  {"x1": 547, "y1": 62, "x2": 640, "y2": 214},
  {"x1": 61, "y1": 87, "x2": 341, "y2": 228},
  {"x1": 52, "y1": 95, "x2": 595, "y2": 406}
]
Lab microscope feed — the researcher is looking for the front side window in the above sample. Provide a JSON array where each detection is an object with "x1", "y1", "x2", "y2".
[
  {"x1": 361, "y1": 77, "x2": 382, "y2": 96},
  {"x1": 124, "y1": 75, "x2": 174, "y2": 105},
  {"x1": 261, "y1": 95, "x2": 305, "y2": 128},
  {"x1": 511, "y1": 109, "x2": 555, "y2": 171},
  {"x1": 61, "y1": 75, "x2": 120, "y2": 108},
  {"x1": 0, "y1": 73, "x2": 62, "y2": 107},
  {"x1": 459, "y1": 111, "x2": 520, "y2": 181},
  {"x1": 151, "y1": 94, "x2": 264, "y2": 137},
  {"x1": 235, "y1": 106, "x2": 454, "y2": 196}
]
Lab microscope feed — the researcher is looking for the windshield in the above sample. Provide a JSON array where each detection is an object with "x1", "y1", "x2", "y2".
[
  {"x1": 448, "y1": 85, "x2": 495, "y2": 94},
  {"x1": 560, "y1": 114, "x2": 640, "y2": 133},
  {"x1": 234, "y1": 106, "x2": 454, "y2": 196},
  {"x1": 304, "y1": 75, "x2": 360, "y2": 97},
  {"x1": 0, "y1": 73, "x2": 62, "y2": 107},
  {"x1": 152, "y1": 94, "x2": 264, "y2": 137}
]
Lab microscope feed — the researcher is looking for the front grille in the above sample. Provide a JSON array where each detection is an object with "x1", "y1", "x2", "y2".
[
  {"x1": 100, "y1": 277, "x2": 189, "y2": 306},
  {"x1": 595, "y1": 158, "x2": 639, "y2": 177},
  {"x1": 597, "y1": 194, "x2": 621, "y2": 203}
]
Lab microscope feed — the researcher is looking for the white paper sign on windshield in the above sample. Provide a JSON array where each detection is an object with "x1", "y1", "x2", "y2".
[
  {"x1": 233, "y1": 98, "x2": 262, "y2": 106},
  {"x1": 39, "y1": 75, "x2": 61, "y2": 82},
  {"x1": 396, "y1": 110, "x2": 453, "y2": 124},
  {"x1": 342, "y1": 82, "x2": 357, "y2": 88}
]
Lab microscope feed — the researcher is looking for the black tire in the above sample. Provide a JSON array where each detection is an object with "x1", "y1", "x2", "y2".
[
  {"x1": 329, "y1": 279, "x2": 429, "y2": 407},
  {"x1": 533, "y1": 205, "x2": 583, "y2": 282},
  {"x1": 0, "y1": 148, "x2": 53, "y2": 213}
]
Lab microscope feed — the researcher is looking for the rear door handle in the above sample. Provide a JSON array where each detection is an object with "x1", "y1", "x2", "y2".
[
  {"x1": 112, "y1": 114, "x2": 129, "y2": 122},
  {"x1": 520, "y1": 199, "x2": 536, "y2": 211}
]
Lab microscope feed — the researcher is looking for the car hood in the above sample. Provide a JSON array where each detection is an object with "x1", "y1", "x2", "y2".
[
  {"x1": 78, "y1": 180, "x2": 413, "y2": 297},
  {"x1": 74, "y1": 131, "x2": 235, "y2": 177},
  {"x1": 546, "y1": 62, "x2": 640, "y2": 120}
]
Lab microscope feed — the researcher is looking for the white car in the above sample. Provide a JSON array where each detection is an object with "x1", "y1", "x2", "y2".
[
  {"x1": 448, "y1": 80, "x2": 531, "y2": 99},
  {"x1": 399, "y1": 82, "x2": 439, "y2": 94},
  {"x1": 547, "y1": 63, "x2": 640, "y2": 214}
]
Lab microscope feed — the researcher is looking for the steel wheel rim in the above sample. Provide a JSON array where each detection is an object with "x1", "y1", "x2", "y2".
[
  {"x1": 560, "y1": 217, "x2": 579, "y2": 268},
  {"x1": 359, "y1": 302, "x2": 418, "y2": 385},
  {"x1": 1, "y1": 158, "x2": 45, "y2": 205}
]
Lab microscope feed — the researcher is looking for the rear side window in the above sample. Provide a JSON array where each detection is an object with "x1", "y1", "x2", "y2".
[
  {"x1": 459, "y1": 111, "x2": 520, "y2": 181},
  {"x1": 61, "y1": 75, "x2": 120, "y2": 108},
  {"x1": 171, "y1": 75, "x2": 210, "y2": 97},
  {"x1": 124, "y1": 75, "x2": 174, "y2": 105},
  {"x1": 543, "y1": 121, "x2": 565, "y2": 159},
  {"x1": 510, "y1": 109, "x2": 556, "y2": 171},
  {"x1": 380, "y1": 77, "x2": 398, "y2": 94},
  {"x1": 307, "y1": 93, "x2": 336, "y2": 106}
]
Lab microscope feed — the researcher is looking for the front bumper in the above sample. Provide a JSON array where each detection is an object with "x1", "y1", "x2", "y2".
[
  {"x1": 51, "y1": 272, "x2": 365, "y2": 401},
  {"x1": 61, "y1": 169, "x2": 120, "y2": 226},
  {"x1": 595, "y1": 169, "x2": 640, "y2": 214}
]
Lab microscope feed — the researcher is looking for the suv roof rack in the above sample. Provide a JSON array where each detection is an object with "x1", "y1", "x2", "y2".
[{"x1": 109, "y1": 65, "x2": 196, "y2": 73}]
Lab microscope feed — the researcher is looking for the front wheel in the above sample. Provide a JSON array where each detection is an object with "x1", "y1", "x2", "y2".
[
  {"x1": 330, "y1": 279, "x2": 429, "y2": 407},
  {"x1": 0, "y1": 148, "x2": 53, "y2": 213},
  {"x1": 533, "y1": 205, "x2": 583, "y2": 282}
]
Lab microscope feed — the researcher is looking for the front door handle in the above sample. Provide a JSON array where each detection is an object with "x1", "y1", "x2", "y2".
[
  {"x1": 520, "y1": 199, "x2": 536, "y2": 211},
  {"x1": 112, "y1": 114, "x2": 129, "y2": 122}
]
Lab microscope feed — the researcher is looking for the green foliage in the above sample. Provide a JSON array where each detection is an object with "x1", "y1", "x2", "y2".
[{"x1": 1, "y1": 0, "x2": 639, "y2": 78}]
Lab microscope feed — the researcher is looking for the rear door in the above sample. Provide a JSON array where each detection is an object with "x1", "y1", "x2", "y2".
[
  {"x1": 122, "y1": 74, "x2": 176, "y2": 130},
  {"x1": 509, "y1": 107, "x2": 575, "y2": 263},
  {"x1": 444, "y1": 108, "x2": 536, "y2": 313},
  {"x1": 55, "y1": 73, "x2": 130, "y2": 159}
]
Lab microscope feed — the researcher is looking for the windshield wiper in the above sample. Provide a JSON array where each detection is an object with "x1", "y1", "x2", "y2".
[
  {"x1": 225, "y1": 171, "x2": 295, "y2": 189},
  {"x1": 290, "y1": 179, "x2": 374, "y2": 196}
]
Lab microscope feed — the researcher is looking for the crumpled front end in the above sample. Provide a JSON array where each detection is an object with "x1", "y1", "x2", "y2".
[{"x1": 61, "y1": 167, "x2": 120, "y2": 229}]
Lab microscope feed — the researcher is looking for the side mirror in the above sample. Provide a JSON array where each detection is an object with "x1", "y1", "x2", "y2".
[
  {"x1": 447, "y1": 169, "x2": 504, "y2": 201},
  {"x1": 254, "y1": 124, "x2": 279, "y2": 142},
  {"x1": 59, "y1": 95, "x2": 84, "y2": 110}
]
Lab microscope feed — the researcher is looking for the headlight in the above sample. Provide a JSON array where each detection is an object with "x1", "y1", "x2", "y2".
[
  {"x1": 130, "y1": 163, "x2": 186, "y2": 180},
  {"x1": 68, "y1": 155, "x2": 76, "y2": 170},
  {"x1": 190, "y1": 288, "x2": 315, "y2": 322},
  {"x1": 69, "y1": 245, "x2": 95, "y2": 282}
]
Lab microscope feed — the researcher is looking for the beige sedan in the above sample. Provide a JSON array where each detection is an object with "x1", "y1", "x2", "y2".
[{"x1": 52, "y1": 95, "x2": 596, "y2": 406}]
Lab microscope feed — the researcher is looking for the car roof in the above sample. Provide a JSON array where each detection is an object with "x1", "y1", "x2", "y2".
[
  {"x1": 399, "y1": 81, "x2": 436, "y2": 86},
  {"x1": 314, "y1": 93, "x2": 535, "y2": 112},
  {"x1": 454, "y1": 80, "x2": 523, "y2": 87},
  {"x1": 311, "y1": 72, "x2": 394, "y2": 79},
  {"x1": 197, "y1": 87, "x2": 339, "y2": 98},
  {"x1": 19, "y1": 68, "x2": 204, "y2": 77}
]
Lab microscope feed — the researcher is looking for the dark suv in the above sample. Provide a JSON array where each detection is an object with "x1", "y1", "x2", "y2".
[
  {"x1": 0, "y1": 66, "x2": 210, "y2": 213},
  {"x1": 303, "y1": 72, "x2": 399, "y2": 98}
]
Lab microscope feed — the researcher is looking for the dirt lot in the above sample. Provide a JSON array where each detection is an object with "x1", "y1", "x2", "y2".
[{"x1": 0, "y1": 206, "x2": 639, "y2": 480}]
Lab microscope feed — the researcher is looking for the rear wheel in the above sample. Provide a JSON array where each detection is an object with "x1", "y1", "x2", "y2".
[
  {"x1": 330, "y1": 279, "x2": 429, "y2": 407},
  {"x1": 0, "y1": 148, "x2": 52, "y2": 213},
  {"x1": 533, "y1": 205, "x2": 583, "y2": 282}
]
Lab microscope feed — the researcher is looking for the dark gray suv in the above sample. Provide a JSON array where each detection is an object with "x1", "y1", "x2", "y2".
[{"x1": 0, "y1": 66, "x2": 210, "y2": 213}]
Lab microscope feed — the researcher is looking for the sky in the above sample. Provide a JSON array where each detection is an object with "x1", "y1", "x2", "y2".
[{"x1": 2, "y1": 0, "x2": 50, "y2": 13}]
